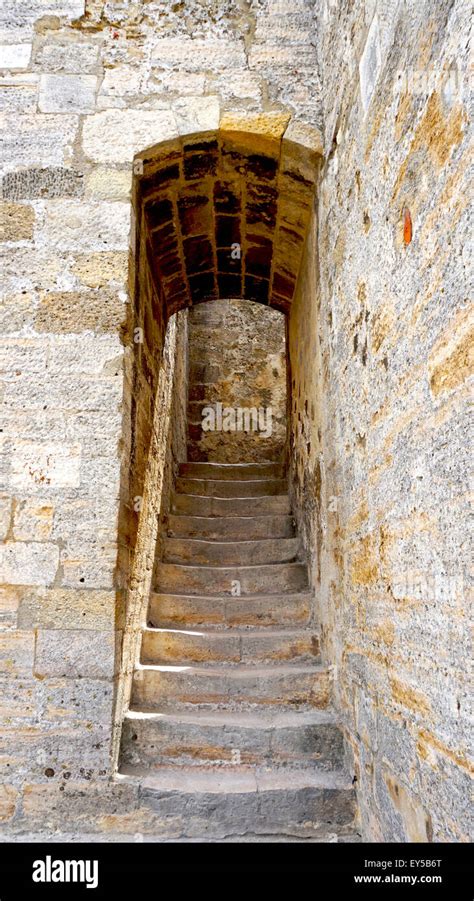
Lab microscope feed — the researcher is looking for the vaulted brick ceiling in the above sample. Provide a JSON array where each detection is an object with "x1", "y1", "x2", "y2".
[{"x1": 135, "y1": 126, "x2": 317, "y2": 318}]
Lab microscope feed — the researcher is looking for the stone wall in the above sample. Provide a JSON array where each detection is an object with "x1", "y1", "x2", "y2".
[
  {"x1": 113, "y1": 310, "x2": 188, "y2": 771},
  {"x1": 289, "y1": 0, "x2": 472, "y2": 842},
  {"x1": 187, "y1": 299, "x2": 286, "y2": 463},
  {"x1": 0, "y1": 0, "x2": 470, "y2": 842},
  {"x1": 0, "y1": 0, "x2": 321, "y2": 835}
]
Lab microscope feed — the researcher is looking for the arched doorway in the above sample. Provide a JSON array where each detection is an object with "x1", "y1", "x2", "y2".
[
  {"x1": 113, "y1": 122, "x2": 322, "y2": 766},
  {"x1": 107, "y1": 124, "x2": 356, "y2": 839}
]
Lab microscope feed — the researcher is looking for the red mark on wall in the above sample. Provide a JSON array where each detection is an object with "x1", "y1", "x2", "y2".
[{"x1": 403, "y1": 207, "x2": 412, "y2": 245}]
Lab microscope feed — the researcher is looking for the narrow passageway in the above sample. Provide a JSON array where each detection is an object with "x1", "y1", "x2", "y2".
[
  {"x1": 186, "y1": 299, "x2": 287, "y2": 464},
  {"x1": 0, "y1": 0, "x2": 470, "y2": 852},
  {"x1": 117, "y1": 301, "x2": 358, "y2": 841}
]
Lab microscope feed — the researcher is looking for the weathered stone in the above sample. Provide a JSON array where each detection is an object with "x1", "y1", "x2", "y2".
[
  {"x1": 151, "y1": 39, "x2": 246, "y2": 71},
  {"x1": 0, "y1": 73, "x2": 38, "y2": 111},
  {"x1": 34, "y1": 629, "x2": 117, "y2": 680},
  {"x1": 0, "y1": 542, "x2": 59, "y2": 586},
  {"x1": 174, "y1": 96, "x2": 220, "y2": 136},
  {"x1": 22, "y1": 781, "x2": 138, "y2": 831},
  {"x1": 9, "y1": 441, "x2": 81, "y2": 489},
  {"x1": 0, "y1": 784, "x2": 18, "y2": 822},
  {"x1": 359, "y1": 14, "x2": 382, "y2": 112},
  {"x1": 0, "y1": 292, "x2": 35, "y2": 333},
  {"x1": 1, "y1": 167, "x2": 84, "y2": 199},
  {"x1": 39, "y1": 201, "x2": 130, "y2": 251},
  {"x1": 82, "y1": 109, "x2": 178, "y2": 163},
  {"x1": 33, "y1": 38, "x2": 99, "y2": 73},
  {"x1": 0, "y1": 586, "x2": 21, "y2": 631},
  {"x1": 1, "y1": 202, "x2": 34, "y2": 240},
  {"x1": 3, "y1": 373, "x2": 122, "y2": 412},
  {"x1": 46, "y1": 335, "x2": 123, "y2": 376},
  {"x1": 0, "y1": 0, "x2": 469, "y2": 846},
  {"x1": 220, "y1": 110, "x2": 290, "y2": 154},
  {"x1": 38, "y1": 73, "x2": 97, "y2": 113},
  {"x1": 0, "y1": 722, "x2": 112, "y2": 784},
  {"x1": 0, "y1": 250, "x2": 62, "y2": 292},
  {"x1": 0, "y1": 114, "x2": 79, "y2": 169},
  {"x1": 0, "y1": 496, "x2": 11, "y2": 541},
  {"x1": 0, "y1": 43, "x2": 32, "y2": 69},
  {"x1": 12, "y1": 499, "x2": 54, "y2": 540},
  {"x1": 85, "y1": 169, "x2": 132, "y2": 202},
  {"x1": 0, "y1": 677, "x2": 37, "y2": 721},
  {"x1": 17, "y1": 588, "x2": 118, "y2": 632},
  {"x1": 40, "y1": 678, "x2": 114, "y2": 724},
  {"x1": 34, "y1": 289, "x2": 127, "y2": 334},
  {"x1": 428, "y1": 306, "x2": 473, "y2": 397},
  {"x1": 70, "y1": 251, "x2": 129, "y2": 287},
  {"x1": 0, "y1": 2, "x2": 84, "y2": 41},
  {"x1": 0, "y1": 630, "x2": 35, "y2": 676}
]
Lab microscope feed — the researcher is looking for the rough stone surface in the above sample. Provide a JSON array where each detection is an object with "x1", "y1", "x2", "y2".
[
  {"x1": 17, "y1": 588, "x2": 118, "y2": 631},
  {"x1": 38, "y1": 73, "x2": 97, "y2": 113},
  {"x1": 288, "y1": 0, "x2": 472, "y2": 843},
  {"x1": 82, "y1": 110, "x2": 179, "y2": 163},
  {"x1": 34, "y1": 629, "x2": 116, "y2": 680},
  {"x1": 1, "y1": 202, "x2": 35, "y2": 240},
  {"x1": 186, "y1": 300, "x2": 286, "y2": 462},
  {"x1": 117, "y1": 460, "x2": 355, "y2": 839},
  {"x1": 0, "y1": 542, "x2": 59, "y2": 585},
  {"x1": 0, "y1": 0, "x2": 470, "y2": 844},
  {"x1": 1, "y1": 167, "x2": 84, "y2": 199},
  {"x1": 34, "y1": 289, "x2": 126, "y2": 334}
]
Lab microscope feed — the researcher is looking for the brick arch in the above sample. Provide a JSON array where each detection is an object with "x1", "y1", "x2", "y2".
[{"x1": 133, "y1": 119, "x2": 321, "y2": 319}]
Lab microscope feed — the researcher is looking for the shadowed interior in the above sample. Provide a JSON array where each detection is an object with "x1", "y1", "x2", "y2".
[{"x1": 133, "y1": 126, "x2": 318, "y2": 320}]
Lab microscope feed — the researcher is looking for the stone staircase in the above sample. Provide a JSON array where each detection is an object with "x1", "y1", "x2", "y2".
[{"x1": 118, "y1": 462, "x2": 358, "y2": 841}]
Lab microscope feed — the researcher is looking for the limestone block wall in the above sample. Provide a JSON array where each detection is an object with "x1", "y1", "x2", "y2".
[
  {"x1": 0, "y1": 0, "x2": 322, "y2": 833},
  {"x1": 186, "y1": 299, "x2": 286, "y2": 463},
  {"x1": 113, "y1": 310, "x2": 188, "y2": 773},
  {"x1": 289, "y1": 0, "x2": 472, "y2": 841},
  {"x1": 0, "y1": 0, "x2": 470, "y2": 842}
]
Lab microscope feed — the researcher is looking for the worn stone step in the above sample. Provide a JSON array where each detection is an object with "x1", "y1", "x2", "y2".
[
  {"x1": 141, "y1": 626, "x2": 320, "y2": 665},
  {"x1": 193, "y1": 832, "x2": 361, "y2": 843},
  {"x1": 148, "y1": 591, "x2": 312, "y2": 628},
  {"x1": 166, "y1": 513, "x2": 295, "y2": 540},
  {"x1": 155, "y1": 562, "x2": 308, "y2": 596},
  {"x1": 121, "y1": 708, "x2": 343, "y2": 769},
  {"x1": 179, "y1": 462, "x2": 285, "y2": 480},
  {"x1": 171, "y1": 494, "x2": 291, "y2": 516},
  {"x1": 132, "y1": 662, "x2": 331, "y2": 710},
  {"x1": 175, "y1": 477, "x2": 287, "y2": 497},
  {"x1": 117, "y1": 765, "x2": 356, "y2": 839},
  {"x1": 162, "y1": 537, "x2": 300, "y2": 566}
]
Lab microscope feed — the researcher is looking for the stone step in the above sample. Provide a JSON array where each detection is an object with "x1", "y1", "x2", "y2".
[
  {"x1": 121, "y1": 708, "x2": 343, "y2": 770},
  {"x1": 191, "y1": 832, "x2": 361, "y2": 843},
  {"x1": 171, "y1": 494, "x2": 291, "y2": 516},
  {"x1": 132, "y1": 662, "x2": 331, "y2": 710},
  {"x1": 155, "y1": 561, "x2": 308, "y2": 596},
  {"x1": 175, "y1": 477, "x2": 287, "y2": 497},
  {"x1": 141, "y1": 626, "x2": 320, "y2": 665},
  {"x1": 179, "y1": 462, "x2": 285, "y2": 480},
  {"x1": 148, "y1": 591, "x2": 312, "y2": 628},
  {"x1": 117, "y1": 765, "x2": 356, "y2": 840},
  {"x1": 162, "y1": 537, "x2": 301, "y2": 566},
  {"x1": 166, "y1": 513, "x2": 295, "y2": 540}
]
